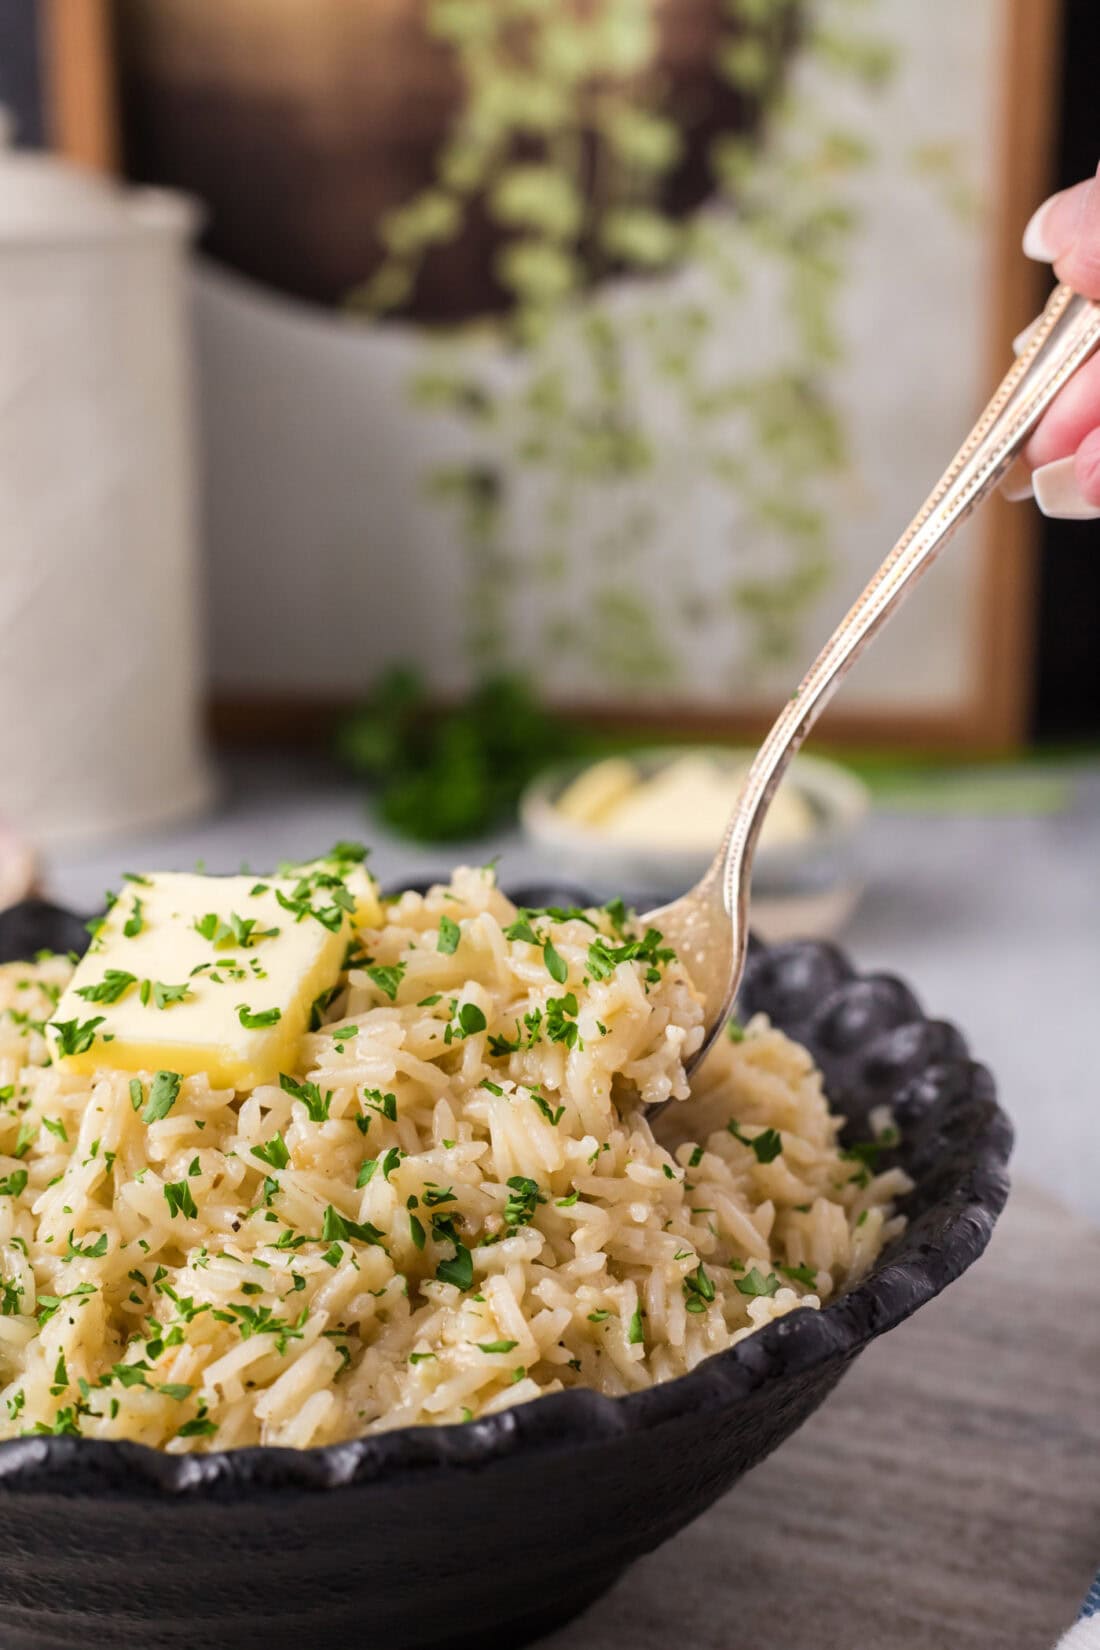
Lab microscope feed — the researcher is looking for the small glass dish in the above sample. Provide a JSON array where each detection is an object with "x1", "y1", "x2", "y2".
[{"x1": 520, "y1": 747, "x2": 870, "y2": 939}]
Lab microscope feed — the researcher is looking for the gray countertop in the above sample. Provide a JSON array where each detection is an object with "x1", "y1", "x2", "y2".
[{"x1": 41, "y1": 753, "x2": 1100, "y2": 1224}]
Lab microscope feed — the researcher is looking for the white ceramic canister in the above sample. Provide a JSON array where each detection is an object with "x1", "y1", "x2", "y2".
[{"x1": 0, "y1": 114, "x2": 213, "y2": 847}]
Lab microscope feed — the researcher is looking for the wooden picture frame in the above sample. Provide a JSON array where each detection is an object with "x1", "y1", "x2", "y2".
[
  {"x1": 38, "y1": 0, "x2": 117, "y2": 171},
  {"x1": 44, "y1": 0, "x2": 1065, "y2": 753}
]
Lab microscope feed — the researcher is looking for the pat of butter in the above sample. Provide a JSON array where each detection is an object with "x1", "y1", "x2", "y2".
[
  {"x1": 556, "y1": 754, "x2": 818, "y2": 853},
  {"x1": 49, "y1": 863, "x2": 381, "y2": 1089}
]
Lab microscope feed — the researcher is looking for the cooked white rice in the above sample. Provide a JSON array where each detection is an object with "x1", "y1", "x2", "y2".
[{"x1": 0, "y1": 867, "x2": 908, "y2": 1451}]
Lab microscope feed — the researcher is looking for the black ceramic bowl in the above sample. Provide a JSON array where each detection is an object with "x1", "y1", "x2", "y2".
[{"x1": 0, "y1": 890, "x2": 1012, "y2": 1650}]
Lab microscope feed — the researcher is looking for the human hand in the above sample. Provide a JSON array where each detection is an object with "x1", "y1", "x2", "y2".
[{"x1": 1002, "y1": 162, "x2": 1100, "y2": 520}]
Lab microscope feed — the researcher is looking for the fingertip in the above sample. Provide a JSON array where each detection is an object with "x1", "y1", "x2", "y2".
[
  {"x1": 1075, "y1": 427, "x2": 1100, "y2": 508},
  {"x1": 1021, "y1": 176, "x2": 1092, "y2": 264}
]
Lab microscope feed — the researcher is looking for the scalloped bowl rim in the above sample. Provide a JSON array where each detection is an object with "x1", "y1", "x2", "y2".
[{"x1": 0, "y1": 899, "x2": 1011, "y2": 1501}]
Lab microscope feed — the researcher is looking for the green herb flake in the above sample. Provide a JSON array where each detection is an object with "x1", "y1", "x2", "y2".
[
  {"x1": 321, "y1": 1205, "x2": 385, "y2": 1246},
  {"x1": 365, "y1": 964, "x2": 406, "y2": 1002},
  {"x1": 779, "y1": 1263, "x2": 818, "y2": 1286},
  {"x1": 75, "y1": 970, "x2": 136, "y2": 1005},
  {"x1": 49, "y1": 1018, "x2": 104, "y2": 1058},
  {"x1": 735, "y1": 1267, "x2": 781, "y2": 1298},
  {"x1": 251, "y1": 1134, "x2": 290, "y2": 1171},
  {"x1": 163, "y1": 1179, "x2": 198, "y2": 1221},
  {"x1": 436, "y1": 1242, "x2": 473, "y2": 1292},
  {"x1": 437, "y1": 915, "x2": 461, "y2": 955},
  {"x1": 728, "y1": 1121, "x2": 784, "y2": 1164},
  {"x1": 236, "y1": 1004, "x2": 282, "y2": 1030},
  {"x1": 278, "y1": 1073, "x2": 332, "y2": 1123},
  {"x1": 142, "y1": 1070, "x2": 182, "y2": 1125}
]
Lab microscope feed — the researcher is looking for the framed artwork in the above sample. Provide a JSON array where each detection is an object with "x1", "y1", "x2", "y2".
[{"x1": 106, "y1": 2, "x2": 1061, "y2": 746}]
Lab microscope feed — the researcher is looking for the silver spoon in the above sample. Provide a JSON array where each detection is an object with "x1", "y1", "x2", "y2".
[{"x1": 643, "y1": 282, "x2": 1100, "y2": 1080}]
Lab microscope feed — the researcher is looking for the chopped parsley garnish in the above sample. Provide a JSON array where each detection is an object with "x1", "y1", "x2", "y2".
[
  {"x1": 308, "y1": 985, "x2": 340, "y2": 1030},
  {"x1": 543, "y1": 940, "x2": 568, "y2": 984},
  {"x1": 75, "y1": 970, "x2": 136, "y2": 1005},
  {"x1": 444, "y1": 1000, "x2": 487, "y2": 1044},
  {"x1": 147, "y1": 980, "x2": 191, "y2": 1010},
  {"x1": 177, "y1": 1415, "x2": 218, "y2": 1440},
  {"x1": 531, "y1": 1093, "x2": 565, "y2": 1126},
  {"x1": 65, "y1": 1230, "x2": 108, "y2": 1259},
  {"x1": 365, "y1": 964, "x2": 406, "y2": 1002},
  {"x1": 488, "y1": 1009, "x2": 542, "y2": 1056},
  {"x1": 437, "y1": 915, "x2": 461, "y2": 955},
  {"x1": 436, "y1": 1240, "x2": 473, "y2": 1291},
  {"x1": 196, "y1": 910, "x2": 279, "y2": 949},
  {"x1": 628, "y1": 1306, "x2": 644, "y2": 1345},
  {"x1": 123, "y1": 899, "x2": 145, "y2": 938},
  {"x1": 544, "y1": 993, "x2": 579, "y2": 1049},
  {"x1": 142, "y1": 1071, "x2": 182, "y2": 1124},
  {"x1": 735, "y1": 1267, "x2": 781, "y2": 1298},
  {"x1": 503, "y1": 1175, "x2": 545, "y2": 1234},
  {"x1": 0, "y1": 1170, "x2": 27, "y2": 1198},
  {"x1": 682, "y1": 1262, "x2": 716, "y2": 1313},
  {"x1": 236, "y1": 1003, "x2": 282, "y2": 1029},
  {"x1": 278, "y1": 1073, "x2": 332, "y2": 1122},
  {"x1": 163, "y1": 1179, "x2": 198, "y2": 1221},
  {"x1": 409, "y1": 1213, "x2": 426, "y2": 1249},
  {"x1": 362, "y1": 1088, "x2": 398, "y2": 1123},
  {"x1": 727, "y1": 1122, "x2": 783, "y2": 1164},
  {"x1": 321, "y1": 1206, "x2": 385, "y2": 1246},
  {"x1": 50, "y1": 1016, "x2": 104, "y2": 1057},
  {"x1": 477, "y1": 1339, "x2": 518, "y2": 1354},
  {"x1": 727, "y1": 1017, "x2": 745, "y2": 1043},
  {"x1": 779, "y1": 1263, "x2": 818, "y2": 1286},
  {"x1": 586, "y1": 927, "x2": 676, "y2": 983},
  {"x1": 251, "y1": 1134, "x2": 290, "y2": 1171}
]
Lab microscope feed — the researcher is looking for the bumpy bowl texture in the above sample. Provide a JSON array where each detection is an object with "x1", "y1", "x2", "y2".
[{"x1": 0, "y1": 889, "x2": 1012, "y2": 1650}]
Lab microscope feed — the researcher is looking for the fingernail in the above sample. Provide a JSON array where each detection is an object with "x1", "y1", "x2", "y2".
[
  {"x1": 1032, "y1": 457, "x2": 1100, "y2": 520},
  {"x1": 1000, "y1": 456, "x2": 1034, "y2": 501},
  {"x1": 1012, "y1": 315, "x2": 1042, "y2": 355},
  {"x1": 1022, "y1": 196, "x2": 1058, "y2": 261}
]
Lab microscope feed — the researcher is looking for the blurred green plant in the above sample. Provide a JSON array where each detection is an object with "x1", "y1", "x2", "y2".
[{"x1": 334, "y1": 667, "x2": 587, "y2": 842}]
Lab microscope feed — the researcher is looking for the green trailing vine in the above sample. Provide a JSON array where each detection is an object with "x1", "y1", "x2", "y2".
[{"x1": 349, "y1": 0, "x2": 948, "y2": 695}]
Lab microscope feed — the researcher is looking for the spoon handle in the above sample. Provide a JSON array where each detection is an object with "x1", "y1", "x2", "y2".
[{"x1": 716, "y1": 282, "x2": 1100, "y2": 928}]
